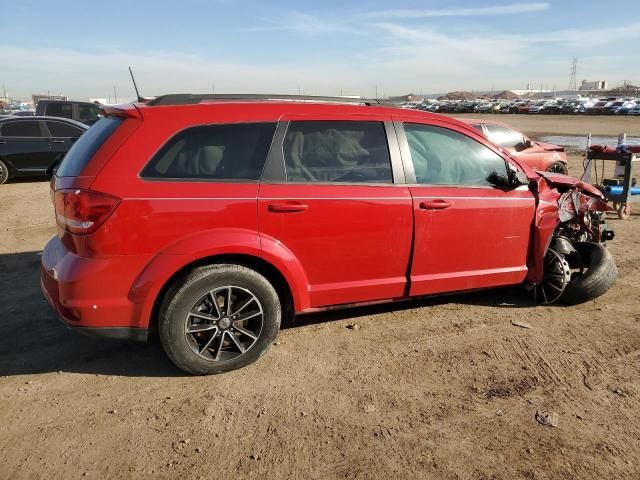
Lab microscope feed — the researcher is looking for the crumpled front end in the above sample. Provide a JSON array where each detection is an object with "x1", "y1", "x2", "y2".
[{"x1": 527, "y1": 173, "x2": 614, "y2": 285}]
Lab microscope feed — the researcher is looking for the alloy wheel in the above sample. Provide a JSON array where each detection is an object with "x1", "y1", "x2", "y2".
[{"x1": 184, "y1": 286, "x2": 264, "y2": 362}]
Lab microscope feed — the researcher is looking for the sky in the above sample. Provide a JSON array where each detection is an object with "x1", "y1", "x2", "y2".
[{"x1": 1, "y1": 0, "x2": 639, "y2": 101}]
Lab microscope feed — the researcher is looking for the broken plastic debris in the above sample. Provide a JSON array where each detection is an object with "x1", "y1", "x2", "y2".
[
  {"x1": 535, "y1": 410, "x2": 558, "y2": 427},
  {"x1": 511, "y1": 319, "x2": 532, "y2": 329}
]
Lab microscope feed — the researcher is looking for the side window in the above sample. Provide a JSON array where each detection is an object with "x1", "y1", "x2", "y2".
[
  {"x1": 404, "y1": 123, "x2": 508, "y2": 187},
  {"x1": 1, "y1": 121, "x2": 43, "y2": 137},
  {"x1": 78, "y1": 105, "x2": 100, "y2": 124},
  {"x1": 141, "y1": 122, "x2": 276, "y2": 180},
  {"x1": 283, "y1": 121, "x2": 392, "y2": 183},
  {"x1": 46, "y1": 121, "x2": 84, "y2": 137},
  {"x1": 45, "y1": 103, "x2": 73, "y2": 119},
  {"x1": 484, "y1": 124, "x2": 524, "y2": 148}
]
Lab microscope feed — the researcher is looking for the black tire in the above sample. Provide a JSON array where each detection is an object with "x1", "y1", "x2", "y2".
[
  {"x1": 159, "y1": 264, "x2": 281, "y2": 375},
  {"x1": 0, "y1": 159, "x2": 9, "y2": 184},
  {"x1": 561, "y1": 242, "x2": 618, "y2": 305},
  {"x1": 546, "y1": 162, "x2": 568, "y2": 175}
]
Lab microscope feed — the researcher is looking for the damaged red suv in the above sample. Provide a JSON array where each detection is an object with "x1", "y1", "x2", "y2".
[{"x1": 41, "y1": 95, "x2": 617, "y2": 375}]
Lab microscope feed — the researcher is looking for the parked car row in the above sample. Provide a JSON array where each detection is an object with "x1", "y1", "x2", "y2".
[{"x1": 401, "y1": 97, "x2": 640, "y2": 115}]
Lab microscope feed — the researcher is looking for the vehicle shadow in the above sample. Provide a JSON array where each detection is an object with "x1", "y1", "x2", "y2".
[{"x1": 0, "y1": 250, "x2": 533, "y2": 378}]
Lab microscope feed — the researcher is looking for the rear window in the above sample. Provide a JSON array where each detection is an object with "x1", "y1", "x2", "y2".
[
  {"x1": 46, "y1": 103, "x2": 73, "y2": 119},
  {"x1": 141, "y1": 122, "x2": 276, "y2": 181},
  {"x1": 46, "y1": 121, "x2": 85, "y2": 137},
  {"x1": 56, "y1": 117, "x2": 123, "y2": 177}
]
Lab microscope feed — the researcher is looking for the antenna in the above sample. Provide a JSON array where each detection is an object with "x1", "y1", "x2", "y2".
[
  {"x1": 568, "y1": 58, "x2": 578, "y2": 91},
  {"x1": 128, "y1": 66, "x2": 143, "y2": 102}
]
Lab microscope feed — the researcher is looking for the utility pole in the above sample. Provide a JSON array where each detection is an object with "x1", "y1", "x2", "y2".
[
  {"x1": 568, "y1": 57, "x2": 578, "y2": 91},
  {"x1": 375, "y1": 84, "x2": 378, "y2": 99},
  {"x1": 113, "y1": 85, "x2": 118, "y2": 103}
]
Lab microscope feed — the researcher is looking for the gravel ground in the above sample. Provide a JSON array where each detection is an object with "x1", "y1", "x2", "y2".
[{"x1": 1, "y1": 115, "x2": 639, "y2": 479}]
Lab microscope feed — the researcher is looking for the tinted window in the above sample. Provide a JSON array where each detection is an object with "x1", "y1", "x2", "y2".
[
  {"x1": 56, "y1": 117, "x2": 123, "y2": 177},
  {"x1": 1, "y1": 120, "x2": 42, "y2": 137},
  {"x1": 483, "y1": 124, "x2": 524, "y2": 148},
  {"x1": 404, "y1": 123, "x2": 508, "y2": 187},
  {"x1": 141, "y1": 123, "x2": 276, "y2": 180},
  {"x1": 283, "y1": 121, "x2": 392, "y2": 183},
  {"x1": 78, "y1": 104, "x2": 100, "y2": 123},
  {"x1": 46, "y1": 103, "x2": 73, "y2": 119},
  {"x1": 46, "y1": 121, "x2": 84, "y2": 137}
]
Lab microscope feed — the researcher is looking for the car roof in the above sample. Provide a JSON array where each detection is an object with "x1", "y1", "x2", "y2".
[
  {"x1": 454, "y1": 117, "x2": 522, "y2": 131},
  {"x1": 38, "y1": 99, "x2": 99, "y2": 106},
  {"x1": 132, "y1": 98, "x2": 481, "y2": 135},
  {"x1": 0, "y1": 116, "x2": 89, "y2": 129}
]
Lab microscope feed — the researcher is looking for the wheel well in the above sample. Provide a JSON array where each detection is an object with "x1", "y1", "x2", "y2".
[{"x1": 148, "y1": 254, "x2": 295, "y2": 332}]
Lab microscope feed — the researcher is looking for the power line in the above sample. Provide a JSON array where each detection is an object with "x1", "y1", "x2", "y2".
[{"x1": 568, "y1": 57, "x2": 578, "y2": 91}]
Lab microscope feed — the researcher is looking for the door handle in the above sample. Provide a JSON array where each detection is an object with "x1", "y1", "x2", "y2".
[
  {"x1": 419, "y1": 199, "x2": 452, "y2": 210},
  {"x1": 268, "y1": 202, "x2": 309, "y2": 213},
  {"x1": 49, "y1": 140, "x2": 65, "y2": 144}
]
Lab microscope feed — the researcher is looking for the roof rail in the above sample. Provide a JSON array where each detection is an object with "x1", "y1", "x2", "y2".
[{"x1": 145, "y1": 93, "x2": 393, "y2": 107}]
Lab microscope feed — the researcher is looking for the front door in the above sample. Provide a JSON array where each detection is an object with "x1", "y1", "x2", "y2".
[
  {"x1": 258, "y1": 117, "x2": 413, "y2": 308},
  {"x1": 396, "y1": 120, "x2": 536, "y2": 296}
]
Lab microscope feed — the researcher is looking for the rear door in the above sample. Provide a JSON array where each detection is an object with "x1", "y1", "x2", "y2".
[
  {"x1": 45, "y1": 120, "x2": 85, "y2": 161},
  {"x1": 0, "y1": 119, "x2": 51, "y2": 173},
  {"x1": 395, "y1": 118, "x2": 536, "y2": 296},
  {"x1": 258, "y1": 115, "x2": 413, "y2": 308}
]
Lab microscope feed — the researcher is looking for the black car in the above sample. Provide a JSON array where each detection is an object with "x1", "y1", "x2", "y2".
[
  {"x1": 0, "y1": 116, "x2": 88, "y2": 184},
  {"x1": 35, "y1": 100, "x2": 102, "y2": 126}
]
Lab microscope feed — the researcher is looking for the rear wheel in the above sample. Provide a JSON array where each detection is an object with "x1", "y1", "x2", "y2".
[
  {"x1": 546, "y1": 162, "x2": 568, "y2": 175},
  {"x1": 0, "y1": 160, "x2": 9, "y2": 184},
  {"x1": 159, "y1": 264, "x2": 281, "y2": 375}
]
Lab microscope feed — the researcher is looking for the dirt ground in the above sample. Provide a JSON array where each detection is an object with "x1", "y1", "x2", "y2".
[{"x1": 1, "y1": 115, "x2": 639, "y2": 479}]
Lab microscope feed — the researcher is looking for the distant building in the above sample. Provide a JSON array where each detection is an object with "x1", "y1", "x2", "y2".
[{"x1": 579, "y1": 80, "x2": 608, "y2": 91}]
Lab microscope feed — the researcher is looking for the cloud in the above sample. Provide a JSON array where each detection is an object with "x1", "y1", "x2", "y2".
[{"x1": 367, "y1": 2, "x2": 550, "y2": 19}]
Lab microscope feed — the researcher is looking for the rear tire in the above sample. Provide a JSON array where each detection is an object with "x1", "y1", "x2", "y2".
[
  {"x1": 159, "y1": 264, "x2": 281, "y2": 375},
  {"x1": 561, "y1": 242, "x2": 618, "y2": 305},
  {"x1": 0, "y1": 160, "x2": 9, "y2": 184}
]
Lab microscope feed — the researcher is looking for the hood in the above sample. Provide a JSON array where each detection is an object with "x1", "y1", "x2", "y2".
[
  {"x1": 534, "y1": 141, "x2": 564, "y2": 152},
  {"x1": 536, "y1": 171, "x2": 603, "y2": 198}
]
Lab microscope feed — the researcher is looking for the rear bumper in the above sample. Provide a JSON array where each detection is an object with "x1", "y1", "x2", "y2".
[{"x1": 40, "y1": 235, "x2": 149, "y2": 341}]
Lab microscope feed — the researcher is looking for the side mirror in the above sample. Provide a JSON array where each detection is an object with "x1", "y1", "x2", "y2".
[
  {"x1": 486, "y1": 171, "x2": 511, "y2": 187},
  {"x1": 506, "y1": 163, "x2": 530, "y2": 187}
]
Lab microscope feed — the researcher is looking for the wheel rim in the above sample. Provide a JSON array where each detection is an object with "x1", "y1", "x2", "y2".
[
  {"x1": 548, "y1": 163, "x2": 567, "y2": 174},
  {"x1": 0, "y1": 162, "x2": 5, "y2": 181},
  {"x1": 184, "y1": 286, "x2": 263, "y2": 362},
  {"x1": 539, "y1": 249, "x2": 571, "y2": 304}
]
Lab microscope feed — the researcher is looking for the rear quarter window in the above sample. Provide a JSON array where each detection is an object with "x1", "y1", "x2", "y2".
[
  {"x1": 140, "y1": 122, "x2": 276, "y2": 181},
  {"x1": 56, "y1": 117, "x2": 123, "y2": 177}
]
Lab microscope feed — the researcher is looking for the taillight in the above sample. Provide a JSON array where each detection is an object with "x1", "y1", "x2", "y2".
[{"x1": 54, "y1": 189, "x2": 120, "y2": 235}]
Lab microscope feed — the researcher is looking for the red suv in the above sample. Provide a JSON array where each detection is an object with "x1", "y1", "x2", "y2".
[{"x1": 41, "y1": 95, "x2": 617, "y2": 375}]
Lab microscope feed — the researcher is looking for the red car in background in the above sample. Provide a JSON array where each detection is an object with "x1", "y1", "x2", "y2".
[
  {"x1": 41, "y1": 95, "x2": 615, "y2": 375},
  {"x1": 458, "y1": 118, "x2": 568, "y2": 174}
]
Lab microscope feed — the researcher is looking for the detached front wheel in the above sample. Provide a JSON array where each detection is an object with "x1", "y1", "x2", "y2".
[
  {"x1": 159, "y1": 264, "x2": 281, "y2": 375},
  {"x1": 546, "y1": 162, "x2": 568, "y2": 175},
  {"x1": 560, "y1": 242, "x2": 618, "y2": 305}
]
